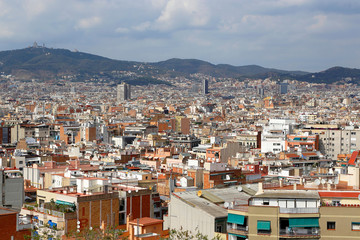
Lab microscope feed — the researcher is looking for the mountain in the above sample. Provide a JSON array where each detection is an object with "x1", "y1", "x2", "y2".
[
  {"x1": 151, "y1": 58, "x2": 308, "y2": 78},
  {"x1": 295, "y1": 66, "x2": 360, "y2": 84},
  {"x1": 0, "y1": 47, "x2": 136, "y2": 79},
  {"x1": 0, "y1": 46, "x2": 359, "y2": 85}
]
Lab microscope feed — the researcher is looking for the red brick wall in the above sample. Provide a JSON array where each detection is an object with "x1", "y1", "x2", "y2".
[
  {"x1": 0, "y1": 213, "x2": 30, "y2": 240},
  {"x1": 181, "y1": 118, "x2": 190, "y2": 135},
  {"x1": 126, "y1": 194, "x2": 152, "y2": 220}
]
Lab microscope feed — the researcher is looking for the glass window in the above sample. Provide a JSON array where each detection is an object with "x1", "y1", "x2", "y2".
[
  {"x1": 352, "y1": 222, "x2": 360, "y2": 231},
  {"x1": 327, "y1": 221, "x2": 335, "y2": 230}
]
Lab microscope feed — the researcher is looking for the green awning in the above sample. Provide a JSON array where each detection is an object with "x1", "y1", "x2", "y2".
[
  {"x1": 228, "y1": 233, "x2": 246, "y2": 238},
  {"x1": 228, "y1": 214, "x2": 245, "y2": 225},
  {"x1": 257, "y1": 221, "x2": 271, "y2": 230},
  {"x1": 289, "y1": 218, "x2": 319, "y2": 228},
  {"x1": 55, "y1": 200, "x2": 75, "y2": 206}
]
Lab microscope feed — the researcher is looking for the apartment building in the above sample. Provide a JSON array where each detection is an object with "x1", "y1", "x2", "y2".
[
  {"x1": 261, "y1": 119, "x2": 296, "y2": 154},
  {"x1": 0, "y1": 169, "x2": 25, "y2": 209},
  {"x1": 227, "y1": 187, "x2": 360, "y2": 240},
  {"x1": 318, "y1": 129, "x2": 360, "y2": 159},
  {"x1": 21, "y1": 187, "x2": 119, "y2": 238}
]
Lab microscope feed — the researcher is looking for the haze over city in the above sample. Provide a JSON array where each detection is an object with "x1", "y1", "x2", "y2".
[{"x1": 0, "y1": 0, "x2": 359, "y2": 71}]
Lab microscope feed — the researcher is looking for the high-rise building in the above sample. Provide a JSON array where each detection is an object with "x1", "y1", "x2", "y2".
[
  {"x1": 279, "y1": 80, "x2": 289, "y2": 94},
  {"x1": 117, "y1": 82, "x2": 131, "y2": 102},
  {"x1": 202, "y1": 79, "x2": 209, "y2": 95}
]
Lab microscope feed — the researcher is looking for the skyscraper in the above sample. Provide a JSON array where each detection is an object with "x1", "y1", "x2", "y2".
[
  {"x1": 117, "y1": 82, "x2": 131, "y2": 102},
  {"x1": 202, "y1": 79, "x2": 209, "y2": 95},
  {"x1": 279, "y1": 80, "x2": 289, "y2": 95}
]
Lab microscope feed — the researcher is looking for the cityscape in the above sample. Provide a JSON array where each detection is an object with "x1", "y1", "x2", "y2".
[{"x1": 1, "y1": 1, "x2": 360, "y2": 240}]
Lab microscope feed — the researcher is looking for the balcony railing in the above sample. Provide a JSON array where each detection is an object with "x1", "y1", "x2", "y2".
[
  {"x1": 279, "y1": 207, "x2": 319, "y2": 214},
  {"x1": 18, "y1": 223, "x2": 32, "y2": 230},
  {"x1": 227, "y1": 226, "x2": 248, "y2": 236},
  {"x1": 279, "y1": 228, "x2": 320, "y2": 237},
  {"x1": 23, "y1": 205, "x2": 67, "y2": 218}
]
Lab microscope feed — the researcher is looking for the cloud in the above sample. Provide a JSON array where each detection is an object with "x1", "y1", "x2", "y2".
[
  {"x1": 154, "y1": 0, "x2": 210, "y2": 30},
  {"x1": 75, "y1": 17, "x2": 102, "y2": 30},
  {"x1": 308, "y1": 15, "x2": 327, "y2": 31},
  {"x1": 115, "y1": 27, "x2": 129, "y2": 34},
  {"x1": 0, "y1": 0, "x2": 359, "y2": 71}
]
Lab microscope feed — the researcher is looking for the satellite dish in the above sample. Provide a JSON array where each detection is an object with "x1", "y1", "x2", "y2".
[
  {"x1": 128, "y1": 190, "x2": 131, "y2": 193},
  {"x1": 321, "y1": 179, "x2": 326, "y2": 184},
  {"x1": 314, "y1": 179, "x2": 320, "y2": 185},
  {"x1": 238, "y1": 186, "x2": 243, "y2": 192},
  {"x1": 246, "y1": 184, "x2": 251, "y2": 188},
  {"x1": 328, "y1": 179, "x2": 333, "y2": 184},
  {"x1": 224, "y1": 202, "x2": 230, "y2": 208},
  {"x1": 226, "y1": 175, "x2": 231, "y2": 180}
]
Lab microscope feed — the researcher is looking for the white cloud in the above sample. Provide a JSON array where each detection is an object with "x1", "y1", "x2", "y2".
[
  {"x1": 0, "y1": 27, "x2": 13, "y2": 38},
  {"x1": 308, "y1": 14, "x2": 327, "y2": 31},
  {"x1": 115, "y1": 27, "x2": 129, "y2": 33},
  {"x1": 133, "y1": 21, "x2": 152, "y2": 32},
  {"x1": 155, "y1": 0, "x2": 210, "y2": 30},
  {"x1": 75, "y1": 16, "x2": 102, "y2": 30}
]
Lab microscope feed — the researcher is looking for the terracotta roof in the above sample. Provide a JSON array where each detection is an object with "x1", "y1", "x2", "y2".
[
  {"x1": 348, "y1": 151, "x2": 359, "y2": 166},
  {"x1": 285, "y1": 154, "x2": 300, "y2": 158},
  {"x1": 129, "y1": 217, "x2": 163, "y2": 226},
  {"x1": 319, "y1": 191, "x2": 360, "y2": 198}
]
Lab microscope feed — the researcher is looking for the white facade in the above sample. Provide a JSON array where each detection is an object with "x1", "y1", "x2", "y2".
[{"x1": 261, "y1": 119, "x2": 296, "y2": 153}]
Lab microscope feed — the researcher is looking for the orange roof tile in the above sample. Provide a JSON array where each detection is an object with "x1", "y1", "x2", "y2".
[
  {"x1": 348, "y1": 151, "x2": 359, "y2": 166},
  {"x1": 319, "y1": 191, "x2": 360, "y2": 198},
  {"x1": 129, "y1": 217, "x2": 163, "y2": 226}
]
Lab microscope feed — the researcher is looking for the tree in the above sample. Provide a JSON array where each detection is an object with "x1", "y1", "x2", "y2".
[
  {"x1": 24, "y1": 227, "x2": 62, "y2": 240},
  {"x1": 161, "y1": 228, "x2": 223, "y2": 240},
  {"x1": 25, "y1": 226, "x2": 127, "y2": 240},
  {"x1": 67, "y1": 226, "x2": 127, "y2": 240}
]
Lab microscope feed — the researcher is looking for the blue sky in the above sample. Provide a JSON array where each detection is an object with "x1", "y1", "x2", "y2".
[{"x1": 0, "y1": 0, "x2": 359, "y2": 72}]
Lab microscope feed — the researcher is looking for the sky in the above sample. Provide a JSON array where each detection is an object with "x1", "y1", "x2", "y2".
[{"x1": 0, "y1": 0, "x2": 360, "y2": 72}]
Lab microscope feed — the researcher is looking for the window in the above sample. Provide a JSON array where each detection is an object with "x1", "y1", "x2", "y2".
[
  {"x1": 352, "y1": 222, "x2": 360, "y2": 231},
  {"x1": 351, "y1": 132, "x2": 356, "y2": 135},
  {"x1": 19, "y1": 161, "x2": 23, "y2": 164},
  {"x1": 263, "y1": 199, "x2": 269, "y2": 205},
  {"x1": 327, "y1": 221, "x2": 335, "y2": 230}
]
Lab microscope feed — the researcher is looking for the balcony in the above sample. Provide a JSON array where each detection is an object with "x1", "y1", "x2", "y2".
[
  {"x1": 227, "y1": 220, "x2": 248, "y2": 237},
  {"x1": 227, "y1": 225, "x2": 248, "y2": 236},
  {"x1": 279, "y1": 208, "x2": 319, "y2": 214},
  {"x1": 22, "y1": 204, "x2": 76, "y2": 220},
  {"x1": 279, "y1": 228, "x2": 320, "y2": 238}
]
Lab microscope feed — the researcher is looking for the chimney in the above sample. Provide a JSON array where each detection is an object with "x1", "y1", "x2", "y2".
[
  {"x1": 279, "y1": 179, "x2": 283, "y2": 188},
  {"x1": 293, "y1": 183, "x2": 297, "y2": 190},
  {"x1": 257, "y1": 182, "x2": 264, "y2": 194},
  {"x1": 327, "y1": 183, "x2": 331, "y2": 191}
]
